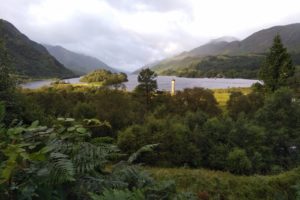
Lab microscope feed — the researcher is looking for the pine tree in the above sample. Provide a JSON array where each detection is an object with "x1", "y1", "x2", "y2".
[
  {"x1": 259, "y1": 34, "x2": 295, "y2": 92},
  {"x1": 134, "y1": 68, "x2": 157, "y2": 108}
]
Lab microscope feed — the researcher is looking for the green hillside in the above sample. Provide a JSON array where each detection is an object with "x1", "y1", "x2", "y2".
[{"x1": 149, "y1": 23, "x2": 300, "y2": 78}]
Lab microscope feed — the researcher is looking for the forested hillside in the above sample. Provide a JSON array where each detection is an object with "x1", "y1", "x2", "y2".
[
  {"x1": 0, "y1": 19, "x2": 74, "y2": 79},
  {"x1": 149, "y1": 23, "x2": 300, "y2": 78}
]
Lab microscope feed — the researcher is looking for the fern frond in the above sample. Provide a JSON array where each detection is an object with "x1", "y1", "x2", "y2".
[
  {"x1": 111, "y1": 163, "x2": 154, "y2": 190},
  {"x1": 48, "y1": 152, "x2": 75, "y2": 184},
  {"x1": 128, "y1": 144, "x2": 159, "y2": 164}
]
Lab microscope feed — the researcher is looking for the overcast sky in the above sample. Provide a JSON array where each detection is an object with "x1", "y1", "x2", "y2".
[{"x1": 1, "y1": 0, "x2": 300, "y2": 71}]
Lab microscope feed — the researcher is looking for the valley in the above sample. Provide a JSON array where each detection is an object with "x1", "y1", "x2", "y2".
[{"x1": 0, "y1": 10, "x2": 300, "y2": 200}]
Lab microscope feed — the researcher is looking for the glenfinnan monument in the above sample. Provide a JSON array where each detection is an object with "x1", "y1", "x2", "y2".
[{"x1": 171, "y1": 79, "x2": 175, "y2": 96}]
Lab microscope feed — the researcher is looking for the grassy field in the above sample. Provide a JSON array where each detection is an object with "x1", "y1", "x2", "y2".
[
  {"x1": 147, "y1": 167, "x2": 300, "y2": 200},
  {"x1": 213, "y1": 87, "x2": 252, "y2": 109}
]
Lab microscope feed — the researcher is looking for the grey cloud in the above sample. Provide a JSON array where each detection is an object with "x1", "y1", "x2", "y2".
[
  {"x1": 25, "y1": 16, "x2": 165, "y2": 69},
  {"x1": 0, "y1": 0, "x2": 201, "y2": 71},
  {"x1": 23, "y1": 9, "x2": 200, "y2": 70},
  {"x1": 4, "y1": 0, "x2": 297, "y2": 71},
  {"x1": 105, "y1": 0, "x2": 192, "y2": 12}
]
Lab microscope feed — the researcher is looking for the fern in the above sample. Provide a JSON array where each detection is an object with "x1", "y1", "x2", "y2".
[
  {"x1": 0, "y1": 117, "x2": 185, "y2": 199},
  {"x1": 111, "y1": 162, "x2": 154, "y2": 190},
  {"x1": 128, "y1": 144, "x2": 159, "y2": 164},
  {"x1": 48, "y1": 152, "x2": 75, "y2": 184}
]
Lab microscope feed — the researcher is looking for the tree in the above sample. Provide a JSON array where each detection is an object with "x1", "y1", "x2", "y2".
[
  {"x1": 227, "y1": 148, "x2": 252, "y2": 174},
  {"x1": 259, "y1": 34, "x2": 295, "y2": 92},
  {"x1": 227, "y1": 92, "x2": 250, "y2": 119},
  {"x1": 227, "y1": 91, "x2": 264, "y2": 119},
  {"x1": 134, "y1": 68, "x2": 157, "y2": 108},
  {"x1": 255, "y1": 88, "x2": 300, "y2": 169},
  {"x1": 0, "y1": 39, "x2": 20, "y2": 124},
  {"x1": 0, "y1": 39, "x2": 15, "y2": 99},
  {"x1": 172, "y1": 88, "x2": 221, "y2": 116},
  {"x1": 80, "y1": 69, "x2": 128, "y2": 87}
]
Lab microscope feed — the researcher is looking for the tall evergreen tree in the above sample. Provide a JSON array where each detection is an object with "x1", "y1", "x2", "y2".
[
  {"x1": 134, "y1": 68, "x2": 157, "y2": 108},
  {"x1": 259, "y1": 34, "x2": 295, "y2": 92}
]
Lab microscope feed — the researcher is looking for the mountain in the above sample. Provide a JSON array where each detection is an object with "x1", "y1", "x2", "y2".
[
  {"x1": 132, "y1": 60, "x2": 162, "y2": 74},
  {"x1": 44, "y1": 44, "x2": 116, "y2": 75},
  {"x1": 149, "y1": 23, "x2": 300, "y2": 78},
  {"x1": 0, "y1": 19, "x2": 74, "y2": 78},
  {"x1": 210, "y1": 36, "x2": 239, "y2": 43},
  {"x1": 238, "y1": 24, "x2": 300, "y2": 53}
]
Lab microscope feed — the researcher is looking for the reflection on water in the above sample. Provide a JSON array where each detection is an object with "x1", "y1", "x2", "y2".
[{"x1": 22, "y1": 75, "x2": 260, "y2": 91}]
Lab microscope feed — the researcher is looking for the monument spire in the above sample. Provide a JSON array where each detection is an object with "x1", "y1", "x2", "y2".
[{"x1": 171, "y1": 79, "x2": 175, "y2": 96}]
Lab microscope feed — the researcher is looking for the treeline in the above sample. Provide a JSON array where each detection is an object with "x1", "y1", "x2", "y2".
[{"x1": 120, "y1": 87, "x2": 300, "y2": 174}]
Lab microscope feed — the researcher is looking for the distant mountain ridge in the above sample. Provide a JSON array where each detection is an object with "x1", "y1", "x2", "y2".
[
  {"x1": 181, "y1": 23, "x2": 300, "y2": 58},
  {"x1": 0, "y1": 19, "x2": 74, "y2": 78},
  {"x1": 44, "y1": 44, "x2": 117, "y2": 75},
  {"x1": 148, "y1": 23, "x2": 300, "y2": 76}
]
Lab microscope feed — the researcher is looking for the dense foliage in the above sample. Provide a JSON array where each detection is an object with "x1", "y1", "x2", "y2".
[
  {"x1": 0, "y1": 39, "x2": 24, "y2": 124},
  {"x1": 0, "y1": 39, "x2": 15, "y2": 100},
  {"x1": 0, "y1": 111, "x2": 194, "y2": 199},
  {"x1": 118, "y1": 88, "x2": 300, "y2": 173},
  {"x1": 80, "y1": 69, "x2": 127, "y2": 87},
  {"x1": 19, "y1": 82, "x2": 300, "y2": 175},
  {"x1": 150, "y1": 167, "x2": 300, "y2": 200}
]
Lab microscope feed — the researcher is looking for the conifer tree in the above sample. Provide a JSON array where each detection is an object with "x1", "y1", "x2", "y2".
[
  {"x1": 259, "y1": 34, "x2": 295, "y2": 92},
  {"x1": 134, "y1": 68, "x2": 157, "y2": 108}
]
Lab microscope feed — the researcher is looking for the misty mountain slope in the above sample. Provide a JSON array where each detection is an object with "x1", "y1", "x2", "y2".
[
  {"x1": 44, "y1": 44, "x2": 117, "y2": 75},
  {"x1": 0, "y1": 19, "x2": 74, "y2": 78},
  {"x1": 183, "y1": 23, "x2": 300, "y2": 57},
  {"x1": 149, "y1": 23, "x2": 300, "y2": 76},
  {"x1": 188, "y1": 40, "x2": 240, "y2": 57},
  {"x1": 239, "y1": 23, "x2": 300, "y2": 53}
]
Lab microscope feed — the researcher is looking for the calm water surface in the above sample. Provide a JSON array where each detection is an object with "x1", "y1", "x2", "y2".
[{"x1": 22, "y1": 75, "x2": 260, "y2": 91}]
